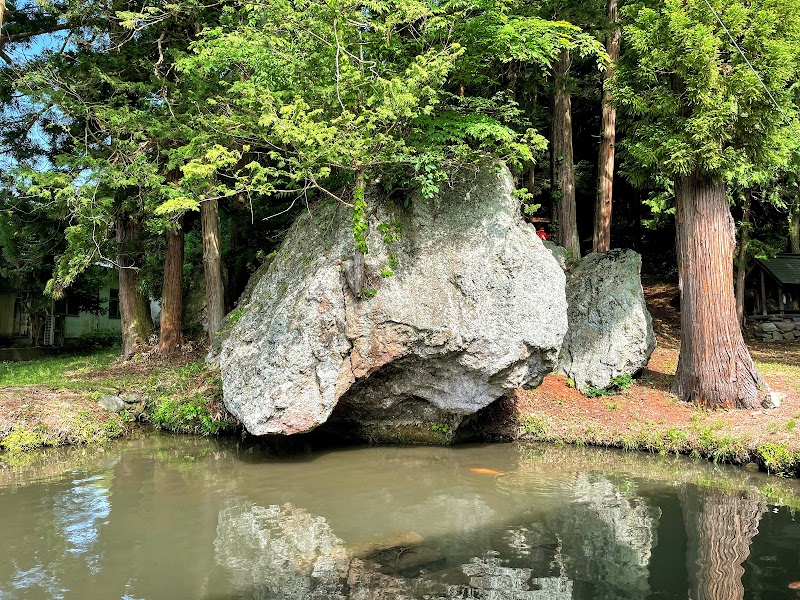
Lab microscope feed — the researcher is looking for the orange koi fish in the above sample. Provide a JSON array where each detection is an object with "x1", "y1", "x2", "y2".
[
  {"x1": 469, "y1": 468, "x2": 505, "y2": 476},
  {"x1": 789, "y1": 582, "x2": 800, "y2": 590}
]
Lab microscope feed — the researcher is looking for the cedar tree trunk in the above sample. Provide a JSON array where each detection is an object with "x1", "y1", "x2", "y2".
[
  {"x1": 673, "y1": 173, "x2": 766, "y2": 408},
  {"x1": 593, "y1": 0, "x2": 620, "y2": 253},
  {"x1": 734, "y1": 189, "x2": 752, "y2": 327},
  {"x1": 528, "y1": 163, "x2": 535, "y2": 196},
  {"x1": 790, "y1": 198, "x2": 800, "y2": 254},
  {"x1": 552, "y1": 49, "x2": 580, "y2": 258},
  {"x1": 201, "y1": 197, "x2": 225, "y2": 346},
  {"x1": 159, "y1": 215, "x2": 185, "y2": 355},
  {"x1": 681, "y1": 485, "x2": 762, "y2": 600},
  {"x1": 116, "y1": 217, "x2": 154, "y2": 359}
]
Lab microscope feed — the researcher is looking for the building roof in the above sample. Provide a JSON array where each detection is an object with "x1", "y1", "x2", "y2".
[{"x1": 755, "y1": 254, "x2": 800, "y2": 286}]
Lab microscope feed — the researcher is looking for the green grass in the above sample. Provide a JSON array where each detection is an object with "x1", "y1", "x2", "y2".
[
  {"x1": 1, "y1": 350, "x2": 238, "y2": 448},
  {"x1": 758, "y1": 442, "x2": 797, "y2": 476},
  {"x1": 0, "y1": 409, "x2": 128, "y2": 453},
  {"x1": 754, "y1": 360, "x2": 800, "y2": 390},
  {"x1": 584, "y1": 375, "x2": 635, "y2": 398},
  {"x1": 518, "y1": 415, "x2": 548, "y2": 437},
  {"x1": 0, "y1": 349, "x2": 120, "y2": 388},
  {"x1": 515, "y1": 407, "x2": 800, "y2": 476},
  {"x1": 148, "y1": 394, "x2": 237, "y2": 435}
]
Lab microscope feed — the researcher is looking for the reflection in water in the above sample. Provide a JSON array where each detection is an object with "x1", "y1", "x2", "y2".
[
  {"x1": 215, "y1": 502, "x2": 349, "y2": 600},
  {"x1": 681, "y1": 485, "x2": 764, "y2": 600},
  {"x1": 0, "y1": 438, "x2": 795, "y2": 599},
  {"x1": 439, "y1": 554, "x2": 574, "y2": 600},
  {"x1": 6, "y1": 565, "x2": 65, "y2": 600},
  {"x1": 53, "y1": 475, "x2": 110, "y2": 572},
  {"x1": 555, "y1": 473, "x2": 660, "y2": 599}
]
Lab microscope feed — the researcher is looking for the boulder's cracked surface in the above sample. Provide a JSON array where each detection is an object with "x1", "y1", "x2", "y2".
[{"x1": 220, "y1": 165, "x2": 567, "y2": 439}]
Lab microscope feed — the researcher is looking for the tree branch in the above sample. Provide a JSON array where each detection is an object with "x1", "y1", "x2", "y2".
[{"x1": 0, "y1": 24, "x2": 70, "y2": 46}]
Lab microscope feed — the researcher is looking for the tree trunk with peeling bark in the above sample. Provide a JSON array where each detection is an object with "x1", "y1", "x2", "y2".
[
  {"x1": 201, "y1": 197, "x2": 225, "y2": 347},
  {"x1": 116, "y1": 217, "x2": 153, "y2": 359},
  {"x1": 673, "y1": 173, "x2": 766, "y2": 409},
  {"x1": 734, "y1": 189, "x2": 752, "y2": 327},
  {"x1": 593, "y1": 0, "x2": 620, "y2": 253},
  {"x1": 552, "y1": 49, "x2": 579, "y2": 259},
  {"x1": 159, "y1": 215, "x2": 185, "y2": 355}
]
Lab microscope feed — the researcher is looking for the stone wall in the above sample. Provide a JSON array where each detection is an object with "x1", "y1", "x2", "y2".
[{"x1": 749, "y1": 317, "x2": 800, "y2": 341}]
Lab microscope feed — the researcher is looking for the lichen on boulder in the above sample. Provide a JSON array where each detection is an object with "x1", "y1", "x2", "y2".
[{"x1": 218, "y1": 164, "x2": 568, "y2": 440}]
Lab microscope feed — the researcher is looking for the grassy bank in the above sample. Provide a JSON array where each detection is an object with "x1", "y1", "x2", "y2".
[
  {"x1": 0, "y1": 348, "x2": 237, "y2": 453},
  {"x1": 512, "y1": 284, "x2": 800, "y2": 477}
]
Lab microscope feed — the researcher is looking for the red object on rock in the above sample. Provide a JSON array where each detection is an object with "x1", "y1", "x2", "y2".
[{"x1": 537, "y1": 227, "x2": 550, "y2": 240}]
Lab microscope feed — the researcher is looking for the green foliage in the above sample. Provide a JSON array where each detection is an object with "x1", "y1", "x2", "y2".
[
  {"x1": 0, "y1": 0, "x2": 604, "y2": 317},
  {"x1": 142, "y1": 364, "x2": 237, "y2": 435},
  {"x1": 584, "y1": 375, "x2": 634, "y2": 398},
  {"x1": 615, "y1": 0, "x2": 800, "y2": 186},
  {"x1": 759, "y1": 442, "x2": 796, "y2": 476},
  {"x1": 664, "y1": 428, "x2": 690, "y2": 452},
  {"x1": 228, "y1": 308, "x2": 245, "y2": 328},
  {"x1": 0, "y1": 409, "x2": 127, "y2": 453},
  {"x1": 377, "y1": 222, "x2": 403, "y2": 244},
  {"x1": 0, "y1": 350, "x2": 119, "y2": 387},
  {"x1": 518, "y1": 415, "x2": 548, "y2": 437},
  {"x1": 148, "y1": 394, "x2": 236, "y2": 436},
  {"x1": 430, "y1": 422, "x2": 450, "y2": 434},
  {"x1": 74, "y1": 329, "x2": 122, "y2": 351},
  {"x1": 0, "y1": 427, "x2": 53, "y2": 453}
]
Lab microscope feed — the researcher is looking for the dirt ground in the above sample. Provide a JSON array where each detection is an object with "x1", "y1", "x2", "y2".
[
  {"x1": 513, "y1": 283, "x2": 800, "y2": 474},
  {"x1": 0, "y1": 386, "x2": 130, "y2": 450},
  {"x1": 0, "y1": 349, "x2": 209, "y2": 451}
]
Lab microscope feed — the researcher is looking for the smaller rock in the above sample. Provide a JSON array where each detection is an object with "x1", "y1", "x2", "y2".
[
  {"x1": 785, "y1": 332, "x2": 795, "y2": 341},
  {"x1": 762, "y1": 322, "x2": 778, "y2": 332},
  {"x1": 558, "y1": 249, "x2": 655, "y2": 392},
  {"x1": 119, "y1": 391, "x2": 144, "y2": 404},
  {"x1": 762, "y1": 392, "x2": 786, "y2": 410},
  {"x1": 776, "y1": 321, "x2": 795, "y2": 332},
  {"x1": 98, "y1": 395, "x2": 125, "y2": 413},
  {"x1": 773, "y1": 332, "x2": 783, "y2": 341},
  {"x1": 542, "y1": 240, "x2": 568, "y2": 270}
]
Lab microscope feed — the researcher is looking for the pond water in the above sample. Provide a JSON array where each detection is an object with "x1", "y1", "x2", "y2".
[{"x1": 1, "y1": 435, "x2": 800, "y2": 599}]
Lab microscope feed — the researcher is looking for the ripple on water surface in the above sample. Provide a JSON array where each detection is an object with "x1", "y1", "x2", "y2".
[{"x1": 1, "y1": 436, "x2": 800, "y2": 599}]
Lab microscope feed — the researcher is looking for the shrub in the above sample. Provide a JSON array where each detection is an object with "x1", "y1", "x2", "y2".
[{"x1": 75, "y1": 329, "x2": 122, "y2": 350}]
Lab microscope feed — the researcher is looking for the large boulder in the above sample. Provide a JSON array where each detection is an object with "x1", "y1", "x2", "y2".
[
  {"x1": 559, "y1": 250, "x2": 656, "y2": 392},
  {"x1": 219, "y1": 164, "x2": 568, "y2": 440}
]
